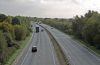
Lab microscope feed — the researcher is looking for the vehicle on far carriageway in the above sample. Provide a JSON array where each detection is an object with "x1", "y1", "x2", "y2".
[
  {"x1": 51, "y1": 27, "x2": 53, "y2": 29},
  {"x1": 41, "y1": 29, "x2": 44, "y2": 32}
]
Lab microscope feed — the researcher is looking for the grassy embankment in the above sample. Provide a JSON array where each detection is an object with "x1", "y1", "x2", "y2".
[{"x1": 5, "y1": 33, "x2": 32, "y2": 65}]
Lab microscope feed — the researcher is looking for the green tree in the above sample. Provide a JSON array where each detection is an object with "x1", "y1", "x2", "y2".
[
  {"x1": 93, "y1": 35, "x2": 100, "y2": 49},
  {"x1": 0, "y1": 14, "x2": 7, "y2": 22},
  {"x1": 82, "y1": 12, "x2": 99, "y2": 45},
  {"x1": 0, "y1": 31, "x2": 7, "y2": 64},
  {"x1": 12, "y1": 17, "x2": 20, "y2": 25},
  {"x1": 14, "y1": 25, "x2": 27, "y2": 41}
]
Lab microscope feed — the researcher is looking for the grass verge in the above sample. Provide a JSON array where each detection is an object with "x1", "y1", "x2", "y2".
[
  {"x1": 5, "y1": 33, "x2": 32, "y2": 65},
  {"x1": 44, "y1": 28, "x2": 70, "y2": 65},
  {"x1": 72, "y1": 37, "x2": 100, "y2": 56},
  {"x1": 52, "y1": 26, "x2": 100, "y2": 56}
]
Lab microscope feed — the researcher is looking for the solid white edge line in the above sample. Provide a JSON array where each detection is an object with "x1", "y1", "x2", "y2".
[
  {"x1": 20, "y1": 23, "x2": 37, "y2": 65},
  {"x1": 50, "y1": 40, "x2": 56, "y2": 65},
  {"x1": 20, "y1": 32, "x2": 34, "y2": 65}
]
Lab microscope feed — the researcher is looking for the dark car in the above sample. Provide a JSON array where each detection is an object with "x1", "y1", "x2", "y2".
[{"x1": 32, "y1": 46, "x2": 37, "y2": 52}]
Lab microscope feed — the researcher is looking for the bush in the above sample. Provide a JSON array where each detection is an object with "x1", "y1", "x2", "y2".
[
  {"x1": 14, "y1": 25, "x2": 27, "y2": 41},
  {"x1": 12, "y1": 17, "x2": 20, "y2": 25},
  {"x1": 0, "y1": 14, "x2": 7, "y2": 22},
  {"x1": 93, "y1": 35, "x2": 100, "y2": 49},
  {"x1": 0, "y1": 31, "x2": 7, "y2": 64}
]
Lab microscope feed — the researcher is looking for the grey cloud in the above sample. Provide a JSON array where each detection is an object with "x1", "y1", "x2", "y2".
[
  {"x1": 0, "y1": 0, "x2": 47, "y2": 17},
  {"x1": 44, "y1": 0, "x2": 65, "y2": 1},
  {"x1": 71, "y1": 0, "x2": 80, "y2": 5},
  {"x1": 0, "y1": 0, "x2": 98, "y2": 18}
]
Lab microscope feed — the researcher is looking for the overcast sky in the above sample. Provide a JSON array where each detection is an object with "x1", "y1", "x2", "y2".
[{"x1": 0, "y1": 0, "x2": 100, "y2": 18}]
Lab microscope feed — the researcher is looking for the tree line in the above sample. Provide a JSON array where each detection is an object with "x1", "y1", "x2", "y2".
[
  {"x1": 42, "y1": 10, "x2": 100, "y2": 50},
  {"x1": 0, "y1": 14, "x2": 32, "y2": 65}
]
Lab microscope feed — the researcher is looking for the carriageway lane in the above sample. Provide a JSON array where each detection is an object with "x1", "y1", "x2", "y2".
[
  {"x1": 32, "y1": 28, "x2": 59, "y2": 65},
  {"x1": 42, "y1": 24, "x2": 100, "y2": 65},
  {"x1": 14, "y1": 25, "x2": 59, "y2": 65}
]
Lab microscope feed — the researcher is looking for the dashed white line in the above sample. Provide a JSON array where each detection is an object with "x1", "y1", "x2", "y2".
[{"x1": 20, "y1": 34, "x2": 34, "y2": 65}]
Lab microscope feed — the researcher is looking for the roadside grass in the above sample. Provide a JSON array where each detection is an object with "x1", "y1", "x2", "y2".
[
  {"x1": 60, "y1": 29, "x2": 100, "y2": 56},
  {"x1": 72, "y1": 37, "x2": 100, "y2": 56},
  {"x1": 5, "y1": 33, "x2": 32, "y2": 65},
  {"x1": 53, "y1": 27, "x2": 100, "y2": 56},
  {"x1": 45, "y1": 29, "x2": 70, "y2": 65}
]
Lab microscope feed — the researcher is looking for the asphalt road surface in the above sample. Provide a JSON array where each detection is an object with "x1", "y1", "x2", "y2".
[
  {"x1": 42, "y1": 24, "x2": 100, "y2": 65},
  {"x1": 13, "y1": 23, "x2": 59, "y2": 65}
]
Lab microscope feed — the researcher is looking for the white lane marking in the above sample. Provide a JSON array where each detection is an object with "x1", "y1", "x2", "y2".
[
  {"x1": 20, "y1": 47, "x2": 30, "y2": 65},
  {"x1": 58, "y1": 41, "x2": 73, "y2": 64},
  {"x1": 49, "y1": 39, "x2": 56, "y2": 65},
  {"x1": 58, "y1": 39, "x2": 75, "y2": 65},
  {"x1": 44, "y1": 30, "x2": 56, "y2": 65},
  {"x1": 13, "y1": 24, "x2": 36, "y2": 65},
  {"x1": 51, "y1": 29, "x2": 100, "y2": 64},
  {"x1": 43, "y1": 25, "x2": 74, "y2": 65},
  {"x1": 49, "y1": 31, "x2": 74, "y2": 65},
  {"x1": 72, "y1": 40, "x2": 100, "y2": 60},
  {"x1": 20, "y1": 34, "x2": 34, "y2": 65},
  {"x1": 48, "y1": 24, "x2": 100, "y2": 61}
]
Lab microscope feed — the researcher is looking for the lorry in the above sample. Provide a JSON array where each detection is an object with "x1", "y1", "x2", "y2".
[{"x1": 36, "y1": 27, "x2": 39, "y2": 33}]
